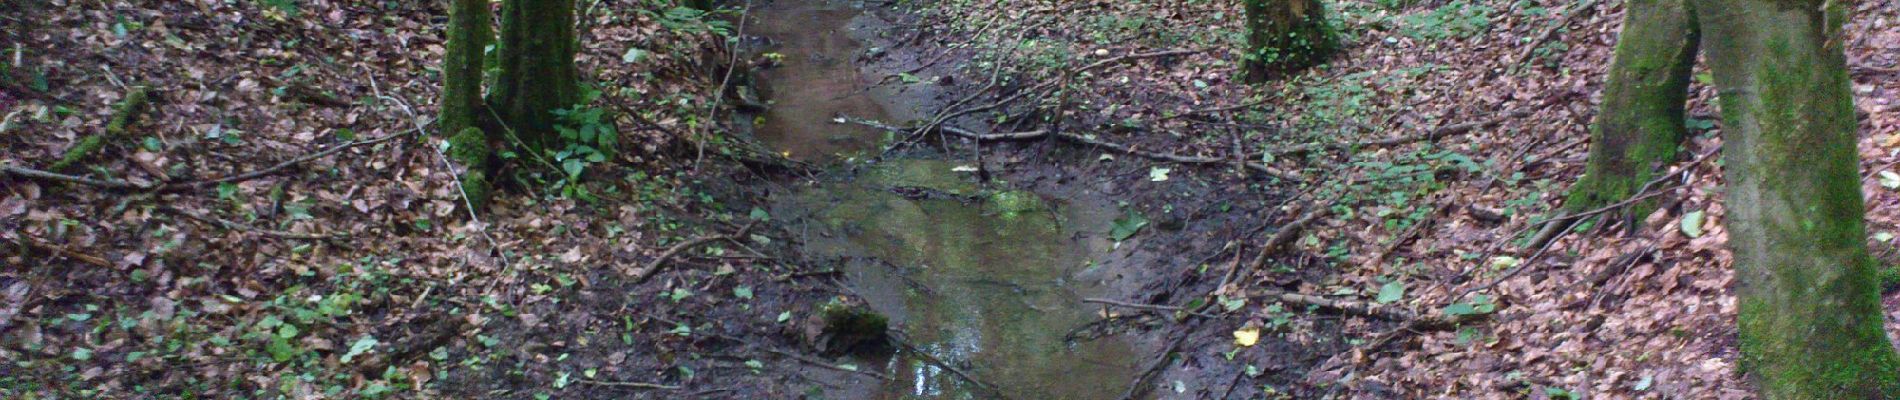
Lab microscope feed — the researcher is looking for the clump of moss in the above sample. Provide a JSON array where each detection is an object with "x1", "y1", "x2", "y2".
[
  {"x1": 52, "y1": 86, "x2": 150, "y2": 171},
  {"x1": 819, "y1": 299, "x2": 890, "y2": 355},
  {"x1": 447, "y1": 127, "x2": 492, "y2": 211},
  {"x1": 984, "y1": 190, "x2": 1048, "y2": 218},
  {"x1": 1880, "y1": 266, "x2": 1900, "y2": 294}
]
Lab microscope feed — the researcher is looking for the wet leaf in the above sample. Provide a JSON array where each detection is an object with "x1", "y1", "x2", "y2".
[
  {"x1": 1233, "y1": 326, "x2": 1260, "y2": 347},
  {"x1": 1110, "y1": 211, "x2": 1149, "y2": 242},
  {"x1": 1149, "y1": 167, "x2": 1171, "y2": 181}
]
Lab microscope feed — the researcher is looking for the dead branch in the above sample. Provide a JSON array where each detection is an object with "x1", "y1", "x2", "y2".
[
  {"x1": 1083, "y1": 297, "x2": 1217, "y2": 318},
  {"x1": 1256, "y1": 109, "x2": 1534, "y2": 159},
  {"x1": 2, "y1": 132, "x2": 407, "y2": 192},
  {"x1": 160, "y1": 206, "x2": 343, "y2": 241},
  {"x1": 845, "y1": 117, "x2": 1303, "y2": 181},
  {"x1": 17, "y1": 237, "x2": 113, "y2": 268},
  {"x1": 576, "y1": 379, "x2": 681, "y2": 390},
  {"x1": 1244, "y1": 205, "x2": 1327, "y2": 274},
  {"x1": 1514, "y1": 0, "x2": 1603, "y2": 68},
  {"x1": 893, "y1": 335, "x2": 1006, "y2": 398},
  {"x1": 633, "y1": 221, "x2": 759, "y2": 283}
]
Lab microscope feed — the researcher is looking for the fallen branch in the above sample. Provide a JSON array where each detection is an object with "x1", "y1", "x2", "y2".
[
  {"x1": 763, "y1": 346, "x2": 891, "y2": 380},
  {"x1": 1256, "y1": 109, "x2": 1534, "y2": 159},
  {"x1": 1083, "y1": 297, "x2": 1217, "y2": 318},
  {"x1": 1121, "y1": 319, "x2": 1197, "y2": 400},
  {"x1": 893, "y1": 335, "x2": 1005, "y2": 398},
  {"x1": 576, "y1": 379, "x2": 680, "y2": 390},
  {"x1": 160, "y1": 206, "x2": 343, "y2": 241},
  {"x1": 633, "y1": 221, "x2": 758, "y2": 283},
  {"x1": 51, "y1": 86, "x2": 150, "y2": 171},
  {"x1": 845, "y1": 117, "x2": 1303, "y2": 181},
  {"x1": 1256, "y1": 289, "x2": 1427, "y2": 322},
  {"x1": 17, "y1": 237, "x2": 113, "y2": 268},
  {"x1": 1514, "y1": 0, "x2": 1603, "y2": 68},
  {"x1": 1244, "y1": 206, "x2": 1326, "y2": 274},
  {"x1": 3, "y1": 132, "x2": 407, "y2": 191}
]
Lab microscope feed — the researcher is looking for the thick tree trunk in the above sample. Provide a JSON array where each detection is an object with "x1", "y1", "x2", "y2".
[
  {"x1": 1564, "y1": 0, "x2": 1697, "y2": 219},
  {"x1": 1692, "y1": 0, "x2": 1900, "y2": 397},
  {"x1": 440, "y1": 0, "x2": 490, "y2": 138},
  {"x1": 491, "y1": 0, "x2": 579, "y2": 153},
  {"x1": 1242, "y1": 0, "x2": 1336, "y2": 83}
]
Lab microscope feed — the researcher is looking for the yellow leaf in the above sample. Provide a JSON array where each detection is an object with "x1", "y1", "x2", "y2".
[{"x1": 1233, "y1": 327, "x2": 1260, "y2": 347}]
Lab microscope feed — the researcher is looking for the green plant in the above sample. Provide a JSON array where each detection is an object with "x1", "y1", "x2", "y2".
[
  {"x1": 1400, "y1": 1, "x2": 1494, "y2": 41},
  {"x1": 648, "y1": 6, "x2": 734, "y2": 36}
]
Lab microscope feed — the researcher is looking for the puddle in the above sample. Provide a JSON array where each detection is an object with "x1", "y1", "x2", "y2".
[
  {"x1": 747, "y1": 0, "x2": 901, "y2": 160},
  {"x1": 791, "y1": 160, "x2": 1138, "y2": 398},
  {"x1": 749, "y1": 0, "x2": 1140, "y2": 398}
]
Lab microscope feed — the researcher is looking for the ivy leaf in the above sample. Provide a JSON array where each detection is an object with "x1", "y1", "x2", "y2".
[
  {"x1": 563, "y1": 158, "x2": 585, "y2": 177},
  {"x1": 340, "y1": 336, "x2": 378, "y2": 364},
  {"x1": 622, "y1": 48, "x2": 650, "y2": 64},
  {"x1": 1680, "y1": 210, "x2": 1706, "y2": 238},
  {"x1": 1376, "y1": 280, "x2": 1406, "y2": 304},
  {"x1": 1109, "y1": 211, "x2": 1149, "y2": 242}
]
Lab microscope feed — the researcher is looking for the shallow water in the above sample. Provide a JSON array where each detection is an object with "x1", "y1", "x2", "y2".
[
  {"x1": 748, "y1": 0, "x2": 897, "y2": 160},
  {"x1": 751, "y1": 0, "x2": 1140, "y2": 398}
]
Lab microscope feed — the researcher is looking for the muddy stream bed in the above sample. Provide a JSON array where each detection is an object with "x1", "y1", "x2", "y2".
[{"x1": 743, "y1": 0, "x2": 1151, "y2": 398}]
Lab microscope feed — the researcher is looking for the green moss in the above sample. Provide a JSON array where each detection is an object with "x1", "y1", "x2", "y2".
[
  {"x1": 459, "y1": 170, "x2": 492, "y2": 212},
  {"x1": 447, "y1": 127, "x2": 493, "y2": 211},
  {"x1": 50, "y1": 135, "x2": 106, "y2": 172},
  {"x1": 491, "y1": 0, "x2": 580, "y2": 153},
  {"x1": 984, "y1": 190, "x2": 1049, "y2": 218},
  {"x1": 1242, "y1": 0, "x2": 1338, "y2": 82},
  {"x1": 447, "y1": 127, "x2": 491, "y2": 169},
  {"x1": 50, "y1": 87, "x2": 149, "y2": 172},
  {"x1": 439, "y1": 0, "x2": 490, "y2": 137},
  {"x1": 819, "y1": 301, "x2": 889, "y2": 354},
  {"x1": 1705, "y1": 1, "x2": 1900, "y2": 397},
  {"x1": 861, "y1": 159, "x2": 981, "y2": 196},
  {"x1": 1564, "y1": 0, "x2": 1696, "y2": 219}
]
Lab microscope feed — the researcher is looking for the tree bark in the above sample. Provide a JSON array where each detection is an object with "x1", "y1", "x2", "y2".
[
  {"x1": 440, "y1": 0, "x2": 491, "y2": 138},
  {"x1": 1242, "y1": 0, "x2": 1336, "y2": 83},
  {"x1": 1564, "y1": 0, "x2": 1697, "y2": 219},
  {"x1": 491, "y1": 0, "x2": 580, "y2": 153},
  {"x1": 1692, "y1": 0, "x2": 1900, "y2": 397}
]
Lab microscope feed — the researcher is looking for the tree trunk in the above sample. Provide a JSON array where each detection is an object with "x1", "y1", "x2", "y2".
[
  {"x1": 491, "y1": 0, "x2": 579, "y2": 153},
  {"x1": 1564, "y1": 0, "x2": 1697, "y2": 219},
  {"x1": 440, "y1": 0, "x2": 490, "y2": 138},
  {"x1": 1242, "y1": 0, "x2": 1336, "y2": 83},
  {"x1": 1692, "y1": 0, "x2": 1900, "y2": 397}
]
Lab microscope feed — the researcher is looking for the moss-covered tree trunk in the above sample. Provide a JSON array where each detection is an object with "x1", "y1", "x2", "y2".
[
  {"x1": 491, "y1": 0, "x2": 579, "y2": 153},
  {"x1": 1242, "y1": 0, "x2": 1336, "y2": 83},
  {"x1": 440, "y1": 0, "x2": 490, "y2": 137},
  {"x1": 441, "y1": 0, "x2": 494, "y2": 211},
  {"x1": 1691, "y1": 0, "x2": 1900, "y2": 397},
  {"x1": 1564, "y1": 0, "x2": 1697, "y2": 219}
]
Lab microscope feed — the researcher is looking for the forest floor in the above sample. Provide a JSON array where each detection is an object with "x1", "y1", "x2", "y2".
[
  {"x1": 2, "y1": 0, "x2": 1900, "y2": 399},
  {"x1": 873, "y1": 0, "x2": 1900, "y2": 398}
]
